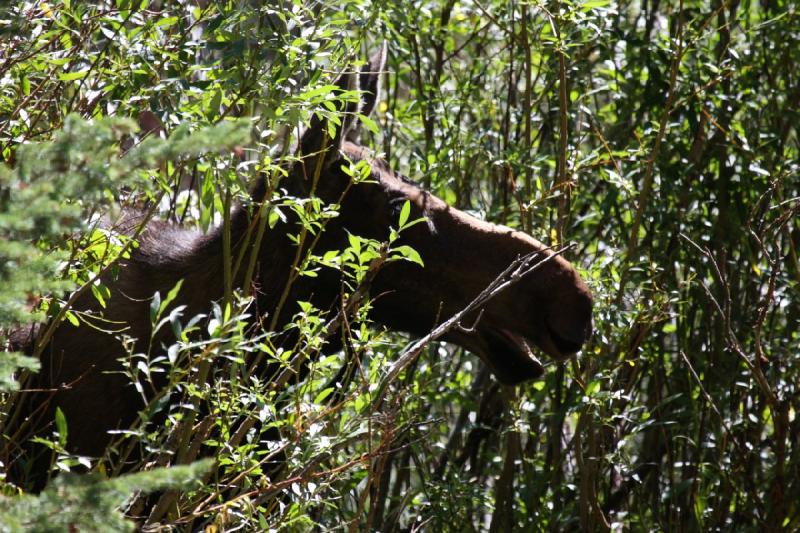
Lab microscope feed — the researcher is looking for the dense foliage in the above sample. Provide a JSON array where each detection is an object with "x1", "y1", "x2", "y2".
[{"x1": 1, "y1": 0, "x2": 798, "y2": 530}]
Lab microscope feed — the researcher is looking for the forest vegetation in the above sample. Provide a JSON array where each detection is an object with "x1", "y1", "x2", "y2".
[{"x1": 0, "y1": 0, "x2": 798, "y2": 531}]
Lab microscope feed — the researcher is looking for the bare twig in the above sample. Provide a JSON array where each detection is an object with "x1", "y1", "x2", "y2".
[{"x1": 679, "y1": 233, "x2": 776, "y2": 406}]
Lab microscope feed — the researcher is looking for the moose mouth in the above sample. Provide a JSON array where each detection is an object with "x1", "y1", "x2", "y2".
[
  {"x1": 545, "y1": 322, "x2": 585, "y2": 355},
  {"x1": 457, "y1": 325, "x2": 585, "y2": 386},
  {"x1": 480, "y1": 329, "x2": 545, "y2": 386},
  {"x1": 439, "y1": 313, "x2": 588, "y2": 386}
]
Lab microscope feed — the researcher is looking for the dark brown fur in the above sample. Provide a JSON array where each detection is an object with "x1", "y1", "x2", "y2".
[{"x1": 4, "y1": 48, "x2": 592, "y2": 484}]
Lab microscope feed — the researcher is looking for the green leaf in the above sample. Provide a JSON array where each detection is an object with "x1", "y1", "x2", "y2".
[
  {"x1": 20, "y1": 74, "x2": 30, "y2": 96},
  {"x1": 55, "y1": 407, "x2": 68, "y2": 446},
  {"x1": 160, "y1": 279, "x2": 184, "y2": 315},
  {"x1": 90, "y1": 283, "x2": 110, "y2": 309},
  {"x1": 399, "y1": 200, "x2": 410, "y2": 228},
  {"x1": 359, "y1": 114, "x2": 380, "y2": 135},
  {"x1": 314, "y1": 387, "x2": 334, "y2": 404},
  {"x1": 155, "y1": 16, "x2": 179, "y2": 28},
  {"x1": 581, "y1": 0, "x2": 610, "y2": 9},
  {"x1": 268, "y1": 206, "x2": 284, "y2": 228},
  {"x1": 392, "y1": 245, "x2": 424, "y2": 267},
  {"x1": 150, "y1": 291, "x2": 161, "y2": 323},
  {"x1": 347, "y1": 233, "x2": 362, "y2": 255},
  {"x1": 65, "y1": 311, "x2": 80, "y2": 326},
  {"x1": 58, "y1": 69, "x2": 90, "y2": 81}
]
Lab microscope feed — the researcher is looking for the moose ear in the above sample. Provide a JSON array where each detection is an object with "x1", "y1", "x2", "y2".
[
  {"x1": 358, "y1": 42, "x2": 387, "y2": 118},
  {"x1": 297, "y1": 69, "x2": 360, "y2": 175},
  {"x1": 344, "y1": 43, "x2": 387, "y2": 143},
  {"x1": 296, "y1": 44, "x2": 387, "y2": 176}
]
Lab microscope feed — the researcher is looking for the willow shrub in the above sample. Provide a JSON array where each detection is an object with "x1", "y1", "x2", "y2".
[{"x1": 1, "y1": 0, "x2": 798, "y2": 531}]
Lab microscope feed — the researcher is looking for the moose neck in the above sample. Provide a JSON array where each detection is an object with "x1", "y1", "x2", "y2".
[{"x1": 177, "y1": 190, "x2": 343, "y2": 332}]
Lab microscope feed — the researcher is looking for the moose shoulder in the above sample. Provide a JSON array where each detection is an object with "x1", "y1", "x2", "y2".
[{"x1": 6, "y1": 48, "x2": 592, "y2": 481}]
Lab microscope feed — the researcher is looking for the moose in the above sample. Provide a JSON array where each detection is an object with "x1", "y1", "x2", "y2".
[{"x1": 3, "y1": 47, "x2": 592, "y2": 489}]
